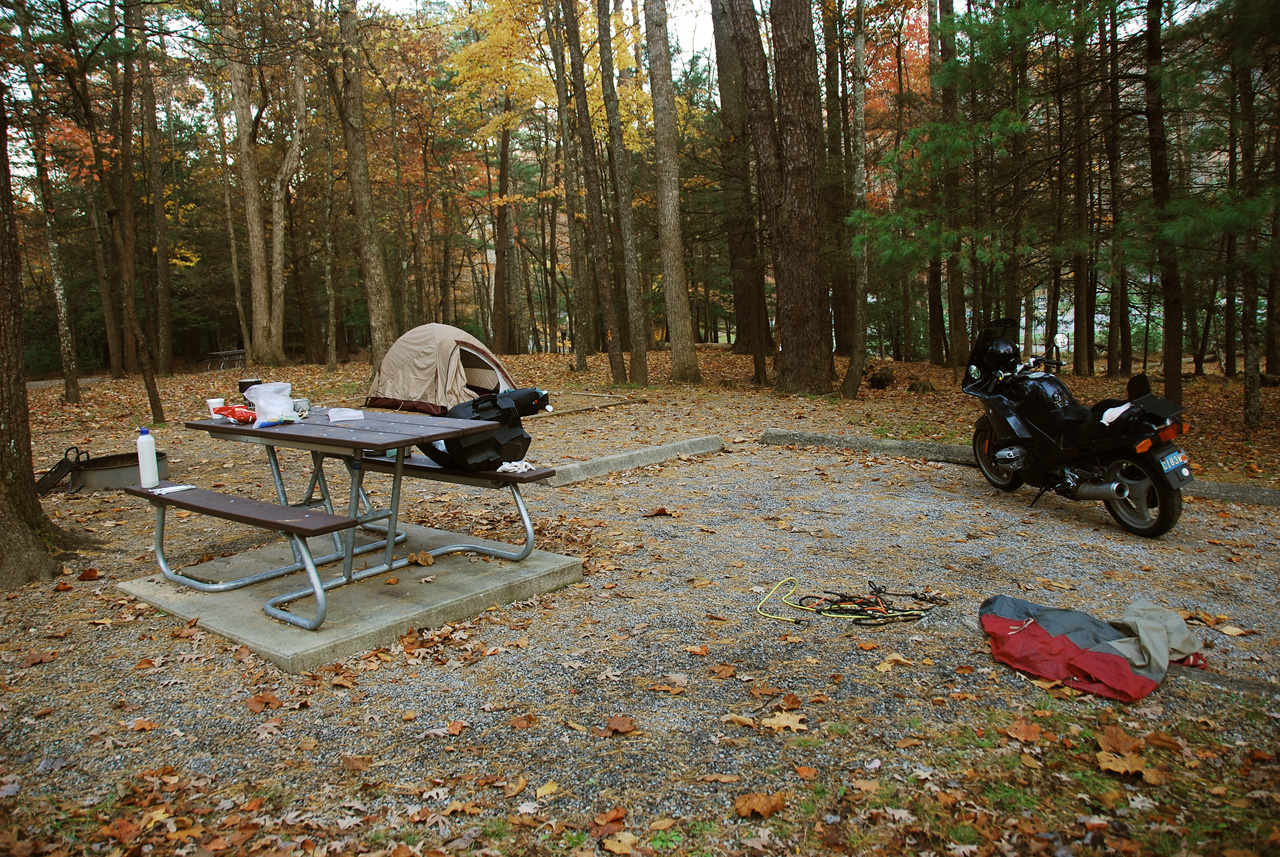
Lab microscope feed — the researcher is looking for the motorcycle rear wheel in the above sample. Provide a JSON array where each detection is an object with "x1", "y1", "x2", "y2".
[
  {"x1": 972, "y1": 420, "x2": 1023, "y2": 491},
  {"x1": 1102, "y1": 453, "x2": 1182, "y2": 537}
]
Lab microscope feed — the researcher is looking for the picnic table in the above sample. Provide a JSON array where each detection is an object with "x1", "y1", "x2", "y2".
[
  {"x1": 205, "y1": 349, "x2": 246, "y2": 370},
  {"x1": 127, "y1": 408, "x2": 554, "y2": 630}
]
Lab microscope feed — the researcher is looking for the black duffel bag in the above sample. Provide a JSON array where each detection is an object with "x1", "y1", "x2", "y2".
[{"x1": 419, "y1": 387, "x2": 551, "y2": 471}]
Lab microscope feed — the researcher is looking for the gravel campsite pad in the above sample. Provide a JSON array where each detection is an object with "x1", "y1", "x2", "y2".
[{"x1": 3, "y1": 360, "x2": 1279, "y2": 855}]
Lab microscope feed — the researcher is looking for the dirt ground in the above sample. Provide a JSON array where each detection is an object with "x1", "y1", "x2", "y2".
[{"x1": 3, "y1": 353, "x2": 1278, "y2": 856}]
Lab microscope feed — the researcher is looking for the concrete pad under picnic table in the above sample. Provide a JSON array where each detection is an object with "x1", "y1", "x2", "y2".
[{"x1": 118, "y1": 524, "x2": 581, "y2": 673}]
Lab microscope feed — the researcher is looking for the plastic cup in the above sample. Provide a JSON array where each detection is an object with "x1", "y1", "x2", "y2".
[{"x1": 207, "y1": 397, "x2": 225, "y2": 418}]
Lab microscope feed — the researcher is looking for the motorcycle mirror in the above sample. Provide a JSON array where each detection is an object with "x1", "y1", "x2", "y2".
[{"x1": 1054, "y1": 333, "x2": 1069, "y2": 349}]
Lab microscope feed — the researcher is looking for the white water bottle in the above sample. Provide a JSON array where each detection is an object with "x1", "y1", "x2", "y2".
[{"x1": 136, "y1": 428, "x2": 160, "y2": 488}]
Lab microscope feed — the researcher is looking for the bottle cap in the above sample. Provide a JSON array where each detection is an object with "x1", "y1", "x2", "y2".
[{"x1": 140, "y1": 428, "x2": 150, "y2": 435}]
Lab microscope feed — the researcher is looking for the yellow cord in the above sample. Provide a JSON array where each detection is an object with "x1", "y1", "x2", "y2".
[{"x1": 756, "y1": 576, "x2": 814, "y2": 624}]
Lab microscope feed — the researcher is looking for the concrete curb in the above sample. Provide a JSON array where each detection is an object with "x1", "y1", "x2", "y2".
[
  {"x1": 758, "y1": 427, "x2": 1280, "y2": 507},
  {"x1": 539, "y1": 435, "x2": 725, "y2": 487}
]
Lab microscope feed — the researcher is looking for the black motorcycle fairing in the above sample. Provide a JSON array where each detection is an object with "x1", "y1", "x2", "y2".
[{"x1": 963, "y1": 318, "x2": 1022, "y2": 395}]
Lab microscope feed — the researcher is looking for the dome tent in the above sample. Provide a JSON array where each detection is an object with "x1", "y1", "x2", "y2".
[{"x1": 366, "y1": 323, "x2": 516, "y2": 415}]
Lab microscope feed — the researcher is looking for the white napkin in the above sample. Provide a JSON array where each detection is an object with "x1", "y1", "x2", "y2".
[
  {"x1": 497, "y1": 460, "x2": 536, "y2": 473},
  {"x1": 1100, "y1": 403, "x2": 1131, "y2": 426},
  {"x1": 327, "y1": 408, "x2": 364, "y2": 422}
]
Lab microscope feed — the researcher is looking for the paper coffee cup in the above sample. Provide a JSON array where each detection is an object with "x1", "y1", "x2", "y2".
[{"x1": 207, "y1": 397, "x2": 225, "y2": 418}]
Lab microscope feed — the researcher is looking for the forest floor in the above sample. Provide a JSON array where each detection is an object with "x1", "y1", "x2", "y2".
[{"x1": 3, "y1": 352, "x2": 1279, "y2": 857}]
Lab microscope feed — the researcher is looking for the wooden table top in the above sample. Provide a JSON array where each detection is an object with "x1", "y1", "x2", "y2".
[{"x1": 185, "y1": 407, "x2": 497, "y2": 455}]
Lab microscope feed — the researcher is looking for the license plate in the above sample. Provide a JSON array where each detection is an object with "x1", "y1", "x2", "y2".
[{"x1": 1161, "y1": 449, "x2": 1188, "y2": 473}]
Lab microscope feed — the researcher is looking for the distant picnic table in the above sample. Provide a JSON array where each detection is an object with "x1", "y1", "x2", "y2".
[{"x1": 205, "y1": 349, "x2": 245, "y2": 370}]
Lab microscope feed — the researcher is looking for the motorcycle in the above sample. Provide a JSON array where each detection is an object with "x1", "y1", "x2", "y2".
[{"x1": 962, "y1": 319, "x2": 1193, "y2": 537}]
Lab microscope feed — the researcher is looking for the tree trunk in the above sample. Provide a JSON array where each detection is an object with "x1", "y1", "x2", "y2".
[
  {"x1": 334, "y1": 0, "x2": 397, "y2": 369},
  {"x1": 119, "y1": 0, "x2": 164, "y2": 421},
  {"x1": 266, "y1": 44, "x2": 307, "y2": 365},
  {"x1": 16, "y1": 2, "x2": 80, "y2": 402},
  {"x1": 820, "y1": 0, "x2": 853, "y2": 358},
  {"x1": 727, "y1": 0, "x2": 829, "y2": 394},
  {"x1": 140, "y1": 21, "x2": 173, "y2": 375},
  {"x1": 941, "y1": 0, "x2": 967, "y2": 379},
  {"x1": 322, "y1": 95, "x2": 339, "y2": 371},
  {"x1": 646, "y1": 0, "x2": 700, "y2": 383},
  {"x1": 1104, "y1": 6, "x2": 1129, "y2": 377},
  {"x1": 222, "y1": 0, "x2": 271, "y2": 367},
  {"x1": 562, "y1": 0, "x2": 627, "y2": 383},
  {"x1": 840, "y1": 0, "x2": 868, "y2": 398},
  {"x1": 600, "y1": 0, "x2": 648, "y2": 384},
  {"x1": 493, "y1": 104, "x2": 512, "y2": 353},
  {"x1": 1143, "y1": 0, "x2": 1183, "y2": 405},
  {"x1": 711, "y1": 0, "x2": 766, "y2": 383},
  {"x1": 0, "y1": 83, "x2": 60, "y2": 590},
  {"x1": 85, "y1": 188, "x2": 124, "y2": 377},
  {"x1": 212, "y1": 86, "x2": 252, "y2": 361},
  {"x1": 544, "y1": 0, "x2": 593, "y2": 371},
  {"x1": 1071, "y1": 0, "x2": 1089, "y2": 377},
  {"x1": 1236, "y1": 48, "x2": 1260, "y2": 427}
]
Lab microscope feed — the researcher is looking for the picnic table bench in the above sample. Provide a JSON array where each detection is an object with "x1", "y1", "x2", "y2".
[
  {"x1": 360, "y1": 454, "x2": 555, "y2": 562},
  {"x1": 125, "y1": 481, "x2": 360, "y2": 628},
  {"x1": 205, "y1": 349, "x2": 246, "y2": 370}
]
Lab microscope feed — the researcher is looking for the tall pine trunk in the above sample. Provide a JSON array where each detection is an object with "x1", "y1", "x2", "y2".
[
  {"x1": 335, "y1": 0, "x2": 397, "y2": 369},
  {"x1": 562, "y1": 0, "x2": 627, "y2": 382},
  {"x1": 727, "y1": 0, "x2": 829, "y2": 394},
  {"x1": 711, "y1": 0, "x2": 767, "y2": 383},
  {"x1": 0, "y1": 83, "x2": 59, "y2": 589},
  {"x1": 645, "y1": 0, "x2": 700, "y2": 383},
  {"x1": 1143, "y1": 0, "x2": 1183, "y2": 405},
  {"x1": 599, "y1": 0, "x2": 647, "y2": 384}
]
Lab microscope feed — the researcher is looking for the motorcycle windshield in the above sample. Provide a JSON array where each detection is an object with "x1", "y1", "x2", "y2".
[{"x1": 963, "y1": 318, "x2": 1021, "y2": 392}]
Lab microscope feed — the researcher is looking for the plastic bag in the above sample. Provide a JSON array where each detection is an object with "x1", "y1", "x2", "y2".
[{"x1": 245, "y1": 382, "x2": 295, "y2": 428}]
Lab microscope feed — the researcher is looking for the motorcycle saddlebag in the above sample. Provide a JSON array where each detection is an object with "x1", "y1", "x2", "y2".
[{"x1": 419, "y1": 392, "x2": 531, "y2": 471}]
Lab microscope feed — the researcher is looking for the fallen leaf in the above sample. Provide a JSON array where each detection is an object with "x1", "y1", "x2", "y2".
[
  {"x1": 341, "y1": 754, "x2": 372, "y2": 772},
  {"x1": 1218, "y1": 625, "x2": 1256, "y2": 637},
  {"x1": 699, "y1": 773, "x2": 742, "y2": 783},
  {"x1": 78, "y1": 568, "x2": 101, "y2": 581},
  {"x1": 446, "y1": 720, "x2": 468, "y2": 736},
  {"x1": 589, "y1": 806, "x2": 627, "y2": 838},
  {"x1": 1097, "y1": 726, "x2": 1145, "y2": 756},
  {"x1": 1005, "y1": 718, "x2": 1042, "y2": 743},
  {"x1": 734, "y1": 792, "x2": 786, "y2": 819},
  {"x1": 1020, "y1": 753, "x2": 1042, "y2": 769},
  {"x1": 760, "y1": 712, "x2": 807, "y2": 733},
  {"x1": 503, "y1": 776, "x2": 527, "y2": 798},
  {"x1": 603, "y1": 831, "x2": 639, "y2": 854},
  {"x1": 721, "y1": 713, "x2": 755, "y2": 728},
  {"x1": 535, "y1": 781, "x2": 558, "y2": 798},
  {"x1": 1097, "y1": 751, "x2": 1146, "y2": 776},
  {"x1": 246, "y1": 691, "x2": 282, "y2": 713},
  {"x1": 894, "y1": 737, "x2": 922, "y2": 749},
  {"x1": 794, "y1": 765, "x2": 818, "y2": 780}
]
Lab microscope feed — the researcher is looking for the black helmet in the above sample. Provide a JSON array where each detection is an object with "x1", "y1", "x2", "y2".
[{"x1": 983, "y1": 337, "x2": 1019, "y2": 373}]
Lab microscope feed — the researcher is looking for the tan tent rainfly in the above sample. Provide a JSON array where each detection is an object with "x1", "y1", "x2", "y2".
[{"x1": 366, "y1": 323, "x2": 515, "y2": 415}]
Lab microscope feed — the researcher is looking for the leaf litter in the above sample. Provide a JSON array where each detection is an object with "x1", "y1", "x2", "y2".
[{"x1": 4, "y1": 354, "x2": 1279, "y2": 854}]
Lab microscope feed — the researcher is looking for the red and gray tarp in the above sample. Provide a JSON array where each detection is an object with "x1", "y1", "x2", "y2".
[{"x1": 979, "y1": 595, "x2": 1203, "y2": 702}]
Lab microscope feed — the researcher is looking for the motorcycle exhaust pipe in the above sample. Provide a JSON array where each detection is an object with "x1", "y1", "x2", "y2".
[{"x1": 1071, "y1": 481, "x2": 1130, "y2": 501}]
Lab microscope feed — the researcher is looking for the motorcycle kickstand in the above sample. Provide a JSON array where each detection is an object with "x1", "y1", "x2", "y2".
[{"x1": 1030, "y1": 486, "x2": 1052, "y2": 507}]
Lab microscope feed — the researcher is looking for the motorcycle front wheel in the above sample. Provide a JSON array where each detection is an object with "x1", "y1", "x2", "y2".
[
  {"x1": 1102, "y1": 453, "x2": 1182, "y2": 537},
  {"x1": 972, "y1": 419, "x2": 1023, "y2": 491}
]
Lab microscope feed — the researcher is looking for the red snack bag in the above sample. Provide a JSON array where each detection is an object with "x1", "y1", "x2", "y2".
[{"x1": 214, "y1": 405, "x2": 256, "y2": 424}]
